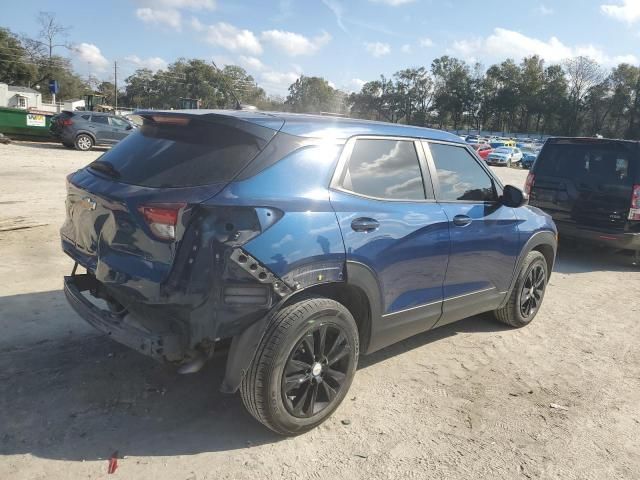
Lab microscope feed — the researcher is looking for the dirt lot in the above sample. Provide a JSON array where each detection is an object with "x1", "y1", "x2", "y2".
[{"x1": 1, "y1": 141, "x2": 639, "y2": 480}]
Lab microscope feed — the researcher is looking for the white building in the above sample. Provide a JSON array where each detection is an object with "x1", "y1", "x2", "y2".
[{"x1": 0, "y1": 83, "x2": 43, "y2": 110}]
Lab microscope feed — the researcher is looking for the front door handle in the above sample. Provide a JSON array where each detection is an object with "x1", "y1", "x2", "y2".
[
  {"x1": 351, "y1": 217, "x2": 379, "y2": 232},
  {"x1": 452, "y1": 215, "x2": 472, "y2": 227}
]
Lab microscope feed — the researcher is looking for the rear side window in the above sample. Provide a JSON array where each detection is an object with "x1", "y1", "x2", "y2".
[
  {"x1": 91, "y1": 115, "x2": 275, "y2": 188},
  {"x1": 428, "y1": 143, "x2": 496, "y2": 202},
  {"x1": 337, "y1": 139, "x2": 426, "y2": 200},
  {"x1": 91, "y1": 116, "x2": 108, "y2": 125},
  {"x1": 81, "y1": 114, "x2": 90, "y2": 120},
  {"x1": 536, "y1": 141, "x2": 638, "y2": 186}
]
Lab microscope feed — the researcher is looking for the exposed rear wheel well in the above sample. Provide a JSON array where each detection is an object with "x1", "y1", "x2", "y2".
[
  {"x1": 282, "y1": 283, "x2": 371, "y2": 352},
  {"x1": 532, "y1": 243, "x2": 554, "y2": 277}
]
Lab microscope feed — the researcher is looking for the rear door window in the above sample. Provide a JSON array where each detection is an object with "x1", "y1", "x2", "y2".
[
  {"x1": 91, "y1": 116, "x2": 109, "y2": 125},
  {"x1": 90, "y1": 115, "x2": 276, "y2": 188},
  {"x1": 536, "y1": 141, "x2": 638, "y2": 187},
  {"x1": 337, "y1": 138, "x2": 427, "y2": 200}
]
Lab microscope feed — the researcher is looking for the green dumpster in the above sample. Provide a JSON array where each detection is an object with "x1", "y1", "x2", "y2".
[{"x1": 0, "y1": 107, "x2": 54, "y2": 140}]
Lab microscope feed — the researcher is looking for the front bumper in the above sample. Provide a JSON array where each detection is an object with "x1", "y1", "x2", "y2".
[
  {"x1": 556, "y1": 222, "x2": 640, "y2": 250},
  {"x1": 64, "y1": 273, "x2": 184, "y2": 362}
]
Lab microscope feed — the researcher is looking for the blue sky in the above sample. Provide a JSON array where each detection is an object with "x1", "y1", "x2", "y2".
[{"x1": 3, "y1": 0, "x2": 640, "y2": 95}]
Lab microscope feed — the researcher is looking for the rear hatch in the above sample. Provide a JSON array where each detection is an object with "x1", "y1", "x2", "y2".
[
  {"x1": 530, "y1": 138, "x2": 639, "y2": 231},
  {"x1": 61, "y1": 112, "x2": 282, "y2": 289}
]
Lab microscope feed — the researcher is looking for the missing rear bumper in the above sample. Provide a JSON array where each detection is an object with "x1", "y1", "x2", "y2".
[{"x1": 63, "y1": 273, "x2": 184, "y2": 362}]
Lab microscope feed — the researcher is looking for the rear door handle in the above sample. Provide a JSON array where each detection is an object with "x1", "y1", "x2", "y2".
[
  {"x1": 351, "y1": 217, "x2": 379, "y2": 232},
  {"x1": 452, "y1": 215, "x2": 472, "y2": 227}
]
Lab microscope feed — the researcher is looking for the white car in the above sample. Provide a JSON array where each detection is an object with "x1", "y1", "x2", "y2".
[{"x1": 486, "y1": 147, "x2": 523, "y2": 167}]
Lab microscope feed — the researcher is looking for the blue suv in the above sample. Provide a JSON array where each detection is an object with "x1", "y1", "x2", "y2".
[{"x1": 61, "y1": 111, "x2": 557, "y2": 435}]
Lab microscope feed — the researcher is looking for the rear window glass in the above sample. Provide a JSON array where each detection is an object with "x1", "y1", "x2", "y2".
[
  {"x1": 90, "y1": 115, "x2": 275, "y2": 187},
  {"x1": 536, "y1": 141, "x2": 638, "y2": 186}
]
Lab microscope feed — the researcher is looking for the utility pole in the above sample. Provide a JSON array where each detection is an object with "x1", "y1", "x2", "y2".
[{"x1": 114, "y1": 61, "x2": 118, "y2": 114}]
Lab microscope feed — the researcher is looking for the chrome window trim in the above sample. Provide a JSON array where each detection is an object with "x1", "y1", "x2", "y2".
[{"x1": 329, "y1": 135, "x2": 436, "y2": 203}]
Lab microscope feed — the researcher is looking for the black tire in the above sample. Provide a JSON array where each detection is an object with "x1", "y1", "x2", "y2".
[
  {"x1": 494, "y1": 251, "x2": 548, "y2": 327},
  {"x1": 240, "y1": 296, "x2": 359, "y2": 436},
  {"x1": 75, "y1": 134, "x2": 94, "y2": 151}
]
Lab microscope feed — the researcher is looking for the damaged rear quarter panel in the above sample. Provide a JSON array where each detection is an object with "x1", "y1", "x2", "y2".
[{"x1": 211, "y1": 142, "x2": 347, "y2": 291}]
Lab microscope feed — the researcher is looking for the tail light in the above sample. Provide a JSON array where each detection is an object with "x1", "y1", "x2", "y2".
[
  {"x1": 139, "y1": 203, "x2": 185, "y2": 240},
  {"x1": 524, "y1": 172, "x2": 535, "y2": 196},
  {"x1": 61, "y1": 118, "x2": 73, "y2": 126},
  {"x1": 629, "y1": 184, "x2": 640, "y2": 221}
]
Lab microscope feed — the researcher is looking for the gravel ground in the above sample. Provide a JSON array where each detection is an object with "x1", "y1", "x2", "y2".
[{"x1": 1, "y1": 141, "x2": 639, "y2": 480}]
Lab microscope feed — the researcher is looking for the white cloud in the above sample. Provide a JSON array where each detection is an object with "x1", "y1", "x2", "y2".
[
  {"x1": 419, "y1": 37, "x2": 434, "y2": 47},
  {"x1": 261, "y1": 70, "x2": 300, "y2": 85},
  {"x1": 450, "y1": 27, "x2": 638, "y2": 66},
  {"x1": 261, "y1": 30, "x2": 331, "y2": 56},
  {"x1": 344, "y1": 78, "x2": 365, "y2": 92},
  {"x1": 601, "y1": 0, "x2": 640, "y2": 24},
  {"x1": 321, "y1": 0, "x2": 347, "y2": 32},
  {"x1": 365, "y1": 41, "x2": 391, "y2": 57},
  {"x1": 238, "y1": 55, "x2": 266, "y2": 71},
  {"x1": 136, "y1": 7, "x2": 182, "y2": 30},
  {"x1": 190, "y1": 17, "x2": 204, "y2": 31},
  {"x1": 73, "y1": 43, "x2": 109, "y2": 71},
  {"x1": 401, "y1": 43, "x2": 412, "y2": 53},
  {"x1": 535, "y1": 4, "x2": 554, "y2": 15},
  {"x1": 369, "y1": 0, "x2": 416, "y2": 5},
  {"x1": 134, "y1": 0, "x2": 214, "y2": 30},
  {"x1": 259, "y1": 69, "x2": 301, "y2": 95},
  {"x1": 204, "y1": 22, "x2": 262, "y2": 55},
  {"x1": 124, "y1": 55, "x2": 168, "y2": 71}
]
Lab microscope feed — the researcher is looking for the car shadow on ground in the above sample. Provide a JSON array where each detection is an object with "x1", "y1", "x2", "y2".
[
  {"x1": 13, "y1": 140, "x2": 109, "y2": 152},
  {"x1": 554, "y1": 242, "x2": 638, "y2": 274}
]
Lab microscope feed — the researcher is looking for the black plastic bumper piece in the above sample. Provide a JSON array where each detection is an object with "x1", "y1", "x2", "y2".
[{"x1": 63, "y1": 274, "x2": 183, "y2": 362}]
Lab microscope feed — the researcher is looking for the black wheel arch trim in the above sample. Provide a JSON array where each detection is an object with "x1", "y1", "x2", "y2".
[
  {"x1": 220, "y1": 260, "x2": 384, "y2": 393},
  {"x1": 499, "y1": 230, "x2": 556, "y2": 309}
]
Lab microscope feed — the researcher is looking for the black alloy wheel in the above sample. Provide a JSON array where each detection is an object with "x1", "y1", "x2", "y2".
[
  {"x1": 519, "y1": 263, "x2": 545, "y2": 318},
  {"x1": 282, "y1": 323, "x2": 351, "y2": 418}
]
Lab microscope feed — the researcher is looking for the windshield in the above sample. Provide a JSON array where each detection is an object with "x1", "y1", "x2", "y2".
[{"x1": 494, "y1": 147, "x2": 513, "y2": 153}]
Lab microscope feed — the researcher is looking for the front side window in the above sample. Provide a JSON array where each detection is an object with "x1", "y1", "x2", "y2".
[
  {"x1": 91, "y1": 116, "x2": 109, "y2": 125},
  {"x1": 338, "y1": 139, "x2": 426, "y2": 200},
  {"x1": 110, "y1": 117, "x2": 129, "y2": 129},
  {"x1": 428, "y1": 143, "x2": 496, "y2": 202}
]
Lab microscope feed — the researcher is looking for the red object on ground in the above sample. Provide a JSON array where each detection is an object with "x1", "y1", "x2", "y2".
[{"x1": 108, "y1": 451, "x2": 119, "y2": 474}]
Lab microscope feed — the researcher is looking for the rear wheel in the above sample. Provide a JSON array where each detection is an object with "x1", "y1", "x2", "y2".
[
  {"x1": 240, "y1": 297, "x2": 359, "y2": 436},
  {"x1": 75, "y1": 134, "x2": 94, "y2": 151},
  {"x1": 494, "y1": 251, "x2": 548, "y2": 327}
]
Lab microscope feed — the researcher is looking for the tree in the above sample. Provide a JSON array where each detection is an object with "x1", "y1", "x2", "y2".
[
  {"x1": 0, "y1": 28, "x2": 37, "y2": 85},
  {"x1": 285, "y1": 75, "x2": 344, "y2": 113},
  {"x1": 431, "y1": 56, "x2": 472, "y2": 129},
  {"x1": 563, "y1": 56, "x2": 606, "y2": 135}
]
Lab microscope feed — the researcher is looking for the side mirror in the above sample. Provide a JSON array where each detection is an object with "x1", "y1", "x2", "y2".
[
  {"x1": 126, "y1": 124, "x2": 133, "y2": 130},
  {"x1": 501, "y1": 184, "x2": 527, "y2": 208}
]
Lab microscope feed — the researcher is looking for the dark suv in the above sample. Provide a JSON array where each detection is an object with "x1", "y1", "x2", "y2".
[
  {"x1": 61, "y1": 111, "x2": 557, "y2": 435},
  {"x1": 50, "y1": 111, "x2": 136, "y2": 151},
  {"x1": 527, "y1": 137, "x2": 640, "y2": 261}
]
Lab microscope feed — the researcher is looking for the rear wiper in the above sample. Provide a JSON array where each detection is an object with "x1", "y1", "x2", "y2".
[{"x1": 89, "y1": 160, "x2": 121, "y2": 179}]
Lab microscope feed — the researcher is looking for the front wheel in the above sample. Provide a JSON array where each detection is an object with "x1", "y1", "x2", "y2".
[
  {"x1": 240, "y1": 297, "x2": 359, "y2": 436},
  {"x1": 75, "y1": 134, "x2": 94, "y2": 151},
  {"x1": 494, "y1": 251, "x2": 548, "y2": 327}
]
